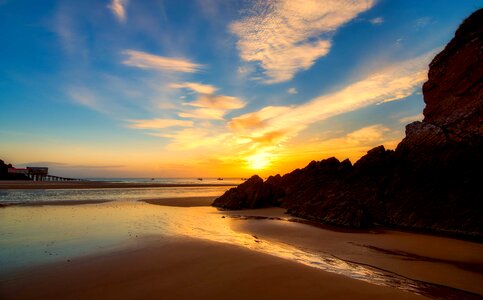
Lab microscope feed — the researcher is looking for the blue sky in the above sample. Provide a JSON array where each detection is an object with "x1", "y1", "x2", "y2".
[{"x1": 0, "y1": 0, "x2": 481, "y2": 177}]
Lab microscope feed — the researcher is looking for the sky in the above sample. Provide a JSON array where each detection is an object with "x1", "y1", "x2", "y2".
[{"x1": 0, "y1": 0, "x2": 481, "y2": 178}]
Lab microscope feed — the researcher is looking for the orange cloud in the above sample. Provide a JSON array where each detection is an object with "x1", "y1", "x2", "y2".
[
  {"x1": 108, "y1": 0, "x2": 128, "y2": 22},
  {"x1": 122, "y1": 50, "x2": 203, "y2": 73},
  {"x1": 247, "y1": 130, "x2": 288, "y2": 146},
  {"x1": 178, "y1": 108, "x2": 226, "y2": 120},
  {"x1": 179, "y1": 94, "x2": 246, "y2": 120},
  {"x1": 153, "y1": 128, "x2": 231, "y2": 151},
  {"x1": 187, "y1": 94, "x2": 245, "y2": 110},
  {"x1": 169, "y1": 82, "x2": 218, "y2": 94},
  {"x1": 229, "y1": 106, "x2": 291, "y2": 131},
  {"x1": 231, "y1": 53, "x2": 431, "y2": 142},
  {"x1": 274, "y1": 124, "x2": 401, "y2": 172},
  {"x1": 127, "y1": 118, "x2": 193, "y2": 129}
]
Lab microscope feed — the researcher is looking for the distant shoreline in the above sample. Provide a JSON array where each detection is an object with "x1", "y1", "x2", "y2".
[
  {"x1": 0, "y1": 197, "x2": 217, "y2": 208},
  {"x1": 0, "y1": 180, "x2": 238, "y2": 190}
]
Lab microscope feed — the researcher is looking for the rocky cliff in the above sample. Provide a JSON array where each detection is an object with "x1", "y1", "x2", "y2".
[{"x1": 213, "y1": 9, "x2": 483, "y2": 239}]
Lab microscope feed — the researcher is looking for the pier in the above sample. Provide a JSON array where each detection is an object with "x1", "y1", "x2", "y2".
[{"x1": 7, "y1": 166, "x2": 85, "y2": 182}]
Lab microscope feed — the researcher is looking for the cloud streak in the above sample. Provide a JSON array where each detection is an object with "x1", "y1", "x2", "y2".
[
  {"x1": 128, "y1": 118, "x2": 194, "y2": 129},
  {"x1": 170, "y1": 82, "x2": 218, "y2": 94},
  {"x1": 123, "y1": 50, "x2": 203, "y2": 73},
  {"x1": 369, "y1": 17, "x2": 384, "y2": 25},
  {"x1": 152, "y1": 128, "x2": 231, "y2": 151},
  {"x1": 108, "y1": 0, "x2": 128, "y2": 22},
  {"x1": 230, "y1": 0, "x2": 375, "y2": 83},
  {"x1": 68, "y1": 87, "x2": 107, "y2": 113},
  {"x1": 179, "y1": 94, "x2": 246, "y2": 120},
  {"x1": 229, "y1": 52, "x2": 432, "y2": 153}
]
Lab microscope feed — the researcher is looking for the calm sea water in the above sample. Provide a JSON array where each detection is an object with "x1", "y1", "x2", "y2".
[
  {"x1": 85, "y1": 177, "x2": 244, "y2": 185},
  {"x1": 0, "y1": 178, "x2": 243, "y2": 205}
]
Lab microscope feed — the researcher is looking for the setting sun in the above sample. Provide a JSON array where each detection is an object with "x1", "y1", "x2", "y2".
[{"x1": 247, "y1": 152, "x2": 271, "y2": 170}]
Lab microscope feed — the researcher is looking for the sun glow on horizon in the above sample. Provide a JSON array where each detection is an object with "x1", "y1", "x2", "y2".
[{"x1": 246, "y1": 152, "x2": 272, "y2": 170}]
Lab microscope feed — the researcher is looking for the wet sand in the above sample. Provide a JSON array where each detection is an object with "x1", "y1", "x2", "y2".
[
  {"x1": 0, "y1": 180, "x2": 236, "y2": 190},
  {"x1": 1, "y1": 199, "x2": 481, "y2": 299},
  {"x1": 0, "y1": 237, "x2": 424, "y2": 300},
  {"x1": 228, "y1": 208, "x2": 483, "y2": 296},
  {"x1": 142, "y1": 196, "x2": 216, "y2": 207}
]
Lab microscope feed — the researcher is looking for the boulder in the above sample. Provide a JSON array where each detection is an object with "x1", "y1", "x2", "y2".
[{"x1": 212, "y1": 175, "x2": 284, "y2": 209}]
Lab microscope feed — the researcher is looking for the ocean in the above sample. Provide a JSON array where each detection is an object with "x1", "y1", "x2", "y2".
[
  {"x1": 84, "y1": 177, "x2": 243, "y2": 185},
  {"x1": 0, "y1": 178, "x2": 243, "y2": 205}
]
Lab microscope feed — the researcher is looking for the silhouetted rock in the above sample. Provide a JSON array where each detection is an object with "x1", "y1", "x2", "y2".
[
  {"x1": 213, "y1": 9, "x2": 483, "y2": 239},
  {"x1": 212, "y1": 175, "x2": 284, "y2": 209}
]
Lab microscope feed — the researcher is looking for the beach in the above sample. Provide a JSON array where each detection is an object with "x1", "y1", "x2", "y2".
[
  {"x1": 0, "y1": 188, "x2": 482, "y2": 299},
  {"x1": 1, "y1": 237, "x2": 425, "y2": 300}
]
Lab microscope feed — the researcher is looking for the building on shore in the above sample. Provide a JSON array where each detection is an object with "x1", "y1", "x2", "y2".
[{"x1": 8, "y1": 167, "x2": 49, "y2": 181}]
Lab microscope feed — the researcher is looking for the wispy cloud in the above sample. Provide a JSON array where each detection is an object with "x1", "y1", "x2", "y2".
[
  {"x1": 68, "y1": 87, "x2": 105, "y2": 112},
  {"x1": 179, "y1": 94, "x2": 245, "y2": 120},
  {"x1": 108, "y1": 0, "x2": 128, "y2": 22},
  {"x1": 414, "y1": 17, "x2": 432, "y2": 30},
  {"x1": 230, "y1": 0, "x2": 375, "y2": 83},
  {"x1": 17, "y1": 162, "x2": 124, "y2": 169},
  {"x1": 69, "y1": 164, "x2": 125, "y2": 169},
  {"x1": 345, "y1": 124, "x2": 390, "y2": 145},
  {"x1": 17, "y1": 161, "x2": 67, "y2": 167},
  {"x1": 122, "y1": 50, "x2": 203, "y2": 73},
  {"x1": 229, "y1": 106, "x2": 291, "y2": 132},
  {"x1": 229, "y1": 52, "x2": 432, "y2": 154},
  {"x1": 288, "y1": 87, "x2": 298, "y2": 94},
  {"x1": 127, "y1": 118, "x2": 193, "y2": 129},
  {"x1": 169, "y1": 82, "x2": 218, "y2": 94},
  {"x1": 178, "y1": 108, "x2": 226, "y2": 120},
  {"x1": 281, "y1": 124, "x2": 401, "y2": 164},
  {"x1": 152, "y1": 128, "x2": 231, "y2": 151},
  {"x1": 186, "y1": 94, "x2": 245, "y2": 110},
  {"x1": 369, "y1": 17, "x2": 384, "y2": 25}
]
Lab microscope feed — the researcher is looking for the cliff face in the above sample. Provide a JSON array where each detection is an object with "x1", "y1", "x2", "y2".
[
  {"x1": 421, "y1": 10, "x2": 483, "y2": 142},
  {"x1": 213, "y1": 9, "x2": 483, "y2": 239}
]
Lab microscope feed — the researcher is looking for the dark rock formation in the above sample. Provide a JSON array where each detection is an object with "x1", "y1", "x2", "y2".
[
  {"x1": 421, "y1": 9, "x2": 483, "y2": 142},
  {"x1": 213, "y1": 9, "x2": 483, "y2": 239},
  {"x1": 212, "y1": 175, "x2": 284, "y2": 209}
]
